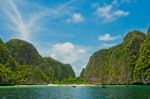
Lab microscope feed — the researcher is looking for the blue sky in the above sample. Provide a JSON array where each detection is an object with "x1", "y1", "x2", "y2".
[{"x1": 0, "y1": 0, "x2": 150, "y2": 76}]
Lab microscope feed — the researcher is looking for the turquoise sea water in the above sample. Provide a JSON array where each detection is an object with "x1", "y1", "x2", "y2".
[{"x1": 0, "y1": 85, "x2": 150, "y2": 99}]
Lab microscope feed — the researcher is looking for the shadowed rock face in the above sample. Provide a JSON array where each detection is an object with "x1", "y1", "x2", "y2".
[
  {"x1": 44, "y1": 57, "x2": 75, "y2": 81},
  {"x1": 5, "y1": 39, "x2": 54, "y2": 82},
  {"x1": 6, "y1": 39, "x2": 44, "y2": 66},
  {"x1": 82, "y1": 29, "x2": 150, "y2": 84}
]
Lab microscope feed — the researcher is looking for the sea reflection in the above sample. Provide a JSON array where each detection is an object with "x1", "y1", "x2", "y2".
[{"x1": 0, "y1": 85, "x2": 149, "y2": 99}]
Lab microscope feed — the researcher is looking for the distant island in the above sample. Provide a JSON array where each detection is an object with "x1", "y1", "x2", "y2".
[{"x1": 0, "y1": 27, "x2": 150, "y2": 85}]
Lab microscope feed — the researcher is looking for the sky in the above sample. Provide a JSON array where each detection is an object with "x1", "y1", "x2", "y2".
[{"x1": 0, "y1": 0, "x2": 150, "y2": 76}]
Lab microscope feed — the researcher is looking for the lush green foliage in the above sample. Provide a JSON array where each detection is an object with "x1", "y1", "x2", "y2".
[
  {"x1": 84, "y1": 48, "x2": 112, "y2": 84},
  {"x1": 0, "y1": 38, "x2": 75, "y2": 85},
  {"x1": 44, "y1": 57, "x2": 75, "y2": 81},
  {"x1": 0, "y1": 39, "x2": 16, "y2": 70},
  {"x1": 13, "y1": 65, "x2": 49, "y2": 84},
  {"x1": 82, "y1": 30, "x2": 149, "y2": 84},
  {"x1": 1, "y1": 27, "x2": 150, "y2": 85},
  {"x1": 0, "y1": 64, "x2": 12, "y2": 83},
  {"x1": 80, "y1": 68, "x2": 85, "y2": 78},
  {"x1": 134, "y1": 27, "x2": 150, "y2": 83},
  {"x1": 54, "y1": 77, "x2": 87, "y2": 84},
  {"x1": 0, "y1": 39, "x2": 9, "y2": 65}
]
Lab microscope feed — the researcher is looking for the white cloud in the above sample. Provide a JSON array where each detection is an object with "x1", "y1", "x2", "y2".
[
  {"x1": 49, "y1": 42, "x2": 90, "y2": 76},
  {"x1": 67, "y1": 13, "x2": 85, "y2": 24},
  {"x1": 5, "y1": 0, "x2": 30, "y2": 41},
  {"x1": 99, "y1": 43, "x2": 117, "y2": 48},
  {"x1": 94, "y1": 0, "x2": 129, "y2": 22},
  {"x1": 50, "y1": 42, "x2": 87, "y2": 64},
  {"x1": 3, "y1": 0, "x2": 75, "y2": 41},
  {"x1": 52, "y1": 42, "x2": 75, "y2": 54},
  {"x1": 98, "y1": 33, "x2": 121, "y2": 42},
  {"x1": 113, "y1": 10, "x2": 129, "y2": 16},
  {"x1": 78, "y1": 49, "x2": 86, "y2": 53}
]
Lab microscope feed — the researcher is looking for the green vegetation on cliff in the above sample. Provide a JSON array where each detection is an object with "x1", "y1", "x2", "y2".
[
  {"x1": 0, "y1": 39, "x2": 16, "y2": 70},
  {"x1": 1, "y1": 27, "x2": 150, "y2": 85},
  {"x1": 0, "y1": 39, "x2": 75, "y2": 85},
  {"x1": 13, "y1": 65, "x2": 49, "y2": 84},
  {"x1": 82, "y1": 28, "x2": 150, "y2": 84},
  {"x1": 44, "y1": 57, "x2": 75, "y2": 81},
  {"x1": 6, "y1": 39, "x2": 54, "y2": 83},
  {"x1": 80, "y1": 68, "x2": 85, "y2": 78},
  {"x1": 134, "y1": 27, "x2": 150, "y2": 84},
  {"x1": 54, "y1": 77, "x2": 87, "y2": 84},
  {"x1": 0, "y1": 64, "x2": 12, "y2": 84}
]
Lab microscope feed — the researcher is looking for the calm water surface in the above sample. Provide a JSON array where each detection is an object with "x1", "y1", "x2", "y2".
[{"x1": 0, "y1": 85, "x2": 150, "y2": 99}]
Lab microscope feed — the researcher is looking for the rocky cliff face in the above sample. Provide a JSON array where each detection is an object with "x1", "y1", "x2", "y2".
[
  {"x1": 82, "y1": 29, "x2": 150, "y2": 84},
  {"x1": 80, "y1": 68, "x2": 85, "y2": 78},
  {"x1": 6, "y1": 39, "x2": 44, "y2": 67},
  {"x1": 44, "y1": 57, "x2": 75, "y2": 81},
  {"x1": 5, "y1": 39, "x2": 54, "y2": 82},
  {"x1": 134, "y1": 27, "x2": 150, "y2": 84},
  {"x1": 0, "y1": 39, "x2": 75, "y2": 84}
]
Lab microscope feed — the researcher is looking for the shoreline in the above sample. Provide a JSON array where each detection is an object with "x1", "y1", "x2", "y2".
[
  {"x1": 0, "y1": 84, "x2": 149, "y2": 87},
  {"x1": 47, "y1": 84, "x2": 96, "y2": 86}
]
